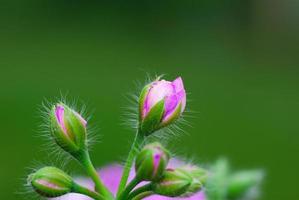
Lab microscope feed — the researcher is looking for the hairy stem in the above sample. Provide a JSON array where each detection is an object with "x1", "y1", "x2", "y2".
[
  {"x1": 73, "y1": 182, "x2": 104, "y2": 200},
  {"x1": 79, "y1": 150, "x2": 114, "y2": 199},
  {"x1": 117, "y1": 130, "x2": 145, "y2": 198}
]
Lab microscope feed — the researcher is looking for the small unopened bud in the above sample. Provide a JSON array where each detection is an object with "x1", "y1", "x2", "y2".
[
  {"x1": 135, "y1": 142, "x2": 170, "y2": 181},
  {"x1": 139, "y1": 77, "x2": 186, "y2": 135},
  {"x1": 227, "y1": 170, "x2": 264, "y2": 199},
  {"x1": 28, "y1": 167, "x2": 73, "y2": 197},
  {"x1": 177, "y1": 165, "x2": 208, "y2": 195},
  {"x1": 50, "y1": 103, "x2": 87, "y2": 154},
  {"x1": 152, "y1": 168, "x2": 193, "y2": 197}
]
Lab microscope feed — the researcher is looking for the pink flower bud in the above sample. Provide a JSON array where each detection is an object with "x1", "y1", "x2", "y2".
[
  {"x1": 143, "y1": 77, "x2": 186, "y2": 120},
  {"x1": 135, "y1": 142, "x2": 170, "y2": 181},
  {"x1": 139, "y1": 77, "x2": 186, "y2": 135},
  {"x1": 51, "y1": 104, "x2": 87, "y2": 154}
]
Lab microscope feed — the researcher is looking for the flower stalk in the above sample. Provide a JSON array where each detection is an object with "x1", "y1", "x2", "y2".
[
  {"x1": 118, "y1": 176, "x2": 141, "y2": 200},
  {"x1": 116, "y1": 130, "x2": 145, "y2": 198},
  {"x1": 78, "y1": 150, "x2": 114, "y2": 199},
  {"x1": 72, "y1": 182, "x2": 104, "y2": 200}
]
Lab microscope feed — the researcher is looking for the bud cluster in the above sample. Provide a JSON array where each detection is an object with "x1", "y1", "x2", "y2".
[
  {"x1": 25, "y1": 75, "x2": 263, "y2": 200},
  {"x1": 133, "y1": 142, "x2": 208, "y2": 198}
]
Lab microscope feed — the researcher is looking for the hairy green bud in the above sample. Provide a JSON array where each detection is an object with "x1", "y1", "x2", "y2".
[
  {"x1": 28, "y1": 167, "x2": 73, "y2": 197},
  {"x1": 152, "y1": 168, "x2": 193, "y2": 197},
  {"x1": 50, "y1": 103, "x2": 87, "y2": 154},
  {"x1": 177, "y1": 165, "x2": 208, "y2": 195},
  {"x1": 135, "y1": 142, "x2": 170, "y2": 181}
]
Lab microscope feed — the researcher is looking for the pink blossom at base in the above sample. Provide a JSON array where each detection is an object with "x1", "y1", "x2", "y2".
[
  {"x1": 50, "y1": 159, "x2": 205, "y2": 200},
  {"x1": 143, "y1": 77, "x2": 186, "y2": 121}
]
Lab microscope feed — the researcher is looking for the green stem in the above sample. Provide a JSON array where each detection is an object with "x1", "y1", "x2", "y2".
[
  {"x1": 116, "y1": 130, "x2": 145, "y2": 198},
  {"x1": 79, "y1": 150, "x2": 114, "y2": 199},
  {"x1": 119, "y1": 176, "x2": 141, "y2": 200},
  {"x1": 131, "y1": 191, "x2": 154, "y2": 200},
  {"x1": 128, "y1": 183, "x2": 153, "y2": 200},
  {"x1": 73, "y1": 182, "x2": 104, "y2": 200}
]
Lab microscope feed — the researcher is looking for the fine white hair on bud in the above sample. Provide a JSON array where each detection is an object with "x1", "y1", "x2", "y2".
[
  {"x1": 50, "y1": 103, "x2": 87, "y2": 153},
  {"x1": 27, "y1": 166, "x2": 73, "y2": 198},
  {"x1": 38, "y1": 97, "x2": 98, "y2": 162},
  {"x1": 21, "y1": 160, "x2": 74, "y2": 199}
]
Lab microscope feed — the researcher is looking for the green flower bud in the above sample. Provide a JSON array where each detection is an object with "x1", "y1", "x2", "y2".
[
  {"x1": 227, "y1": 170, "x2": 264, "y2": 199},
  {"x1": 152, "y1": 168, "x2": 193, "y2": 197},
  {"x1": 205, "y1": 158, "x2": 230, "y2": 200},
  {"x1": 28, "y1": 167, "x2": 73, "y2": 197},
  {"x1": 177, "y1": 165, "x2": 208, "y2": 195},
  {"x1": 50, "y1": 103, "x2": 87, "y2": 154},
  {"x1": 135, "y1": 142, "x2": 170, "y2": 181}
]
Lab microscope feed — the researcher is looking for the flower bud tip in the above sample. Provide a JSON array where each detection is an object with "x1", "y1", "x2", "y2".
[
  {"x1": 50, "y1": 103, "x2": 87, "y2": 154},
  {"x1": 139, "y1": 76, "x2": 186, "y2": 135}
]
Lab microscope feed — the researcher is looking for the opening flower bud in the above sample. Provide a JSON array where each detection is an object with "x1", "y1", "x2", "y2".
[
  {"x1": 135, "y1": 142, "x2": 170, "y2": 181},
  {"x1": 139, "y1": 77, "x2": 186, "y2": 135},
  {"x1": 152, "y1": 168, "x2": 193, "y2": 197},
  {"x1": 28, "y1": 167, "x2": 73, "y2": 197},
  {"x1": 50, "y1": 103, "x2": 87, "y2": 154}
]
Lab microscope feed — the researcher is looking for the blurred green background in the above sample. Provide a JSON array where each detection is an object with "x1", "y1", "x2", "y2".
[{"x1": 0, "y1": 0, "x2": 298, "y2": 199}]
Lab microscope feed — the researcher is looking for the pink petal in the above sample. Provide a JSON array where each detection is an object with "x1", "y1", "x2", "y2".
[
  {"x1": 163, "y1": 94, "x2": 179, "y2": 120},
  {"x1": 176, "y1": 90, "x2": 186, "y2": 113},
  {"x1": 143, "y1": 77, "x2": 187, "y2": 119},
  {"x1": 163, "y1": 90, "x2": 186, "y2": 121},
  {"x1": 144, "y1": 80, "x2": 174, "y2": 116},
  {"x1": 35, "y1": 179, "x2": 62, "y2": 190},
  {"x1": 153, "y1": 154, "x2": 162, "y2": 176},
  {"x1": 55, "y1": 105, "x2": 67, "y2": 134},
  {"x1": 172, "y1": 77, "x2": 184, "y2": 93},
  {"x1": 50, "y1": 178, "x2": 94, "y2": 200}
]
